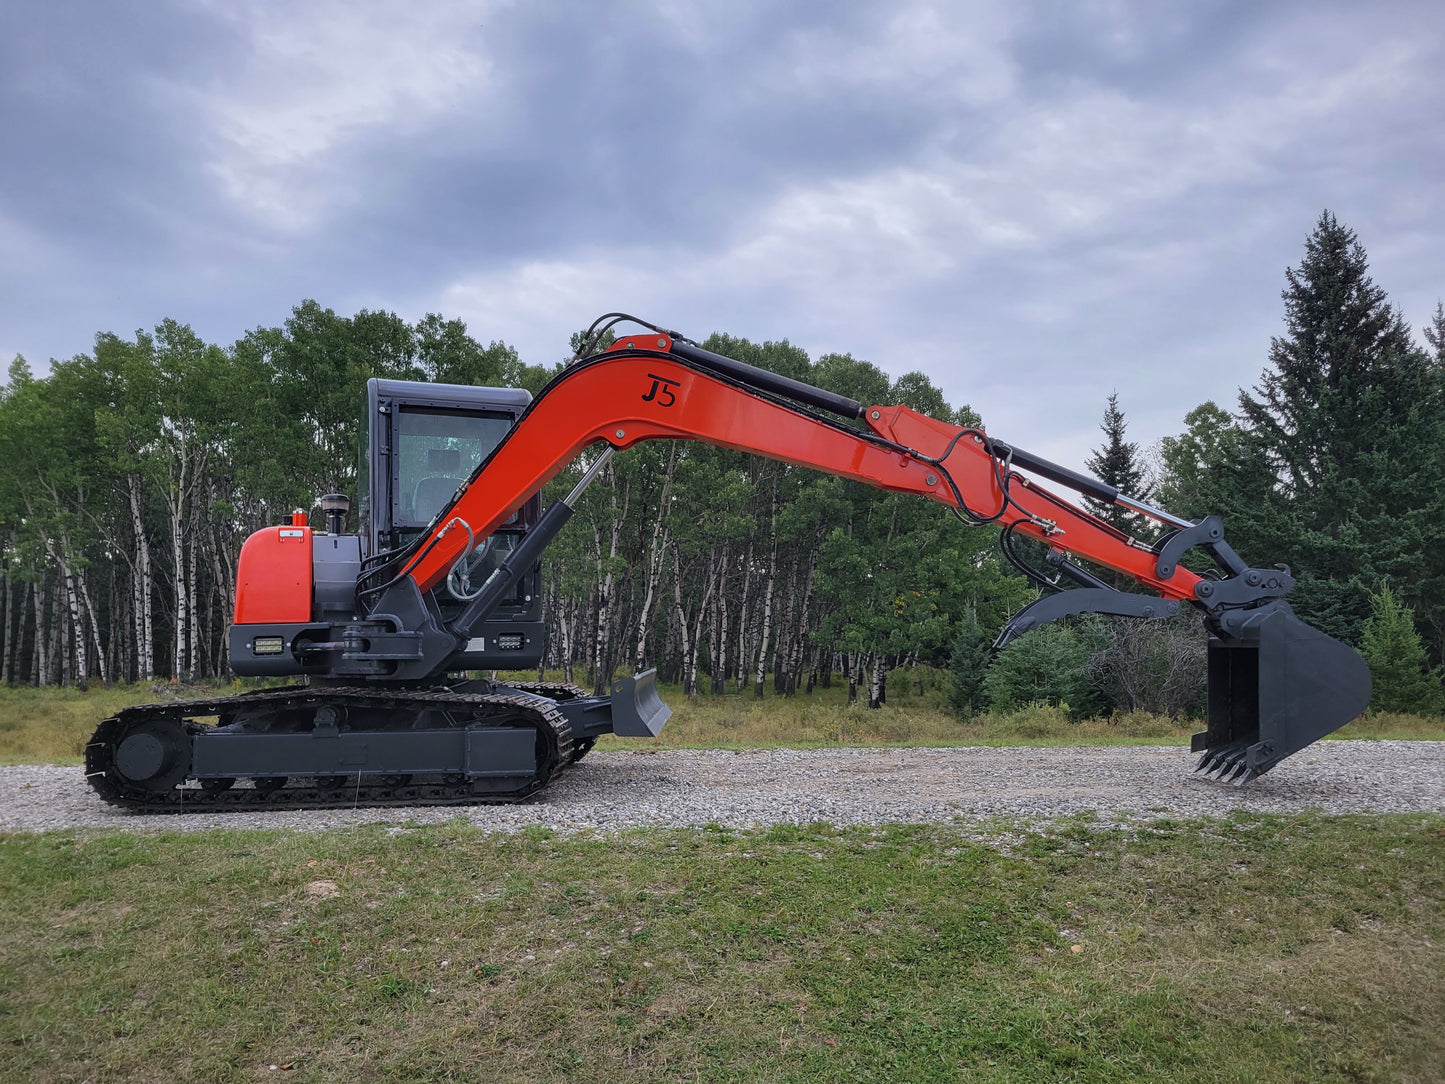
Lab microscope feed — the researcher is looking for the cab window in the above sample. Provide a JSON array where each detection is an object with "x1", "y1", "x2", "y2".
[{"x1": 395, "y1": 407, "x2": 514, "y2": 528}]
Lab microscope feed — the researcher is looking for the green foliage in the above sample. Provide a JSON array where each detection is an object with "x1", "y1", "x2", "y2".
[
  {"x1": 1361, "y1": 585, "x2": 1443, "y2": 714},
  {"x1": 4, "y1": 213, "x2": 1439, "y2": 712},
  {"x1": 980, "y1": 622, "x2": 1103, "y2": 717},
  {"x1": 947, "y1": 609, "x2": 992, "y2": 717},
  {"x1": 1237, "y1": 211, "x2": 1445, "y2": 647},
  {"x1": 1155, "y1": 401, "x2": 1278, "y2": 558}
]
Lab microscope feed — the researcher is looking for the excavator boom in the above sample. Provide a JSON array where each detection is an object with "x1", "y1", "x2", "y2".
[{"x1": 400, "y1": 333, "x2": 1206, "y2": 603}]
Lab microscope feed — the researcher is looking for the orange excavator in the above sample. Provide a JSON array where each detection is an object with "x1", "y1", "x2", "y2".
[{"x1": 85, "y1": 315, "x2": 1370, "y2": 810}]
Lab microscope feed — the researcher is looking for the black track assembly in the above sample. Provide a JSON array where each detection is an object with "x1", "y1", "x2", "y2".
[{"x1": 84, "y1": 683, "x2": 580, "y2": 813}]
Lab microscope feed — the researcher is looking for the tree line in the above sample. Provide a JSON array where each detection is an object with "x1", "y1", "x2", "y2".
[{"x1": 2, "y1": 212, "x2": 1442, "y2": 715}]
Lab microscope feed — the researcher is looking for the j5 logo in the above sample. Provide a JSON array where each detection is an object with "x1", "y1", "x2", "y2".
[{"x1": 641, "y1": 374, "x2": 681, "y2": 407}]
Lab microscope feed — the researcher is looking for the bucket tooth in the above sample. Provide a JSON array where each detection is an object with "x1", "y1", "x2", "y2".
[{"x1": 1195, "y1": 739, "x2": 1246, "y2": 779}]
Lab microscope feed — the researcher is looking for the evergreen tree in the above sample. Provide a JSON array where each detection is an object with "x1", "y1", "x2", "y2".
[
  {"x1": 946, "y1": 608, "x2": 991, "y2": 717},
  {"x1": 1084, "y1": 392, "x2": 1151, "y2": 534},
  {"x1": 1360, "y1": 585, "x2": 1442, "y2": 714},
  {"x1": 1424, "y1": 301, "x2": 1445, "y2": 365},
  {"x1": 1238, "y1": 211, "x2": 1441, "y2": 646},
  {"x1": 1155, "y1": 401, "x2": 1282, "y2": 570},
  {"x1": 980, "y1": 622, "x2": 1103, "y2": 717},
  {"x1": 1416, "y1": 301, "x2": 1445, "y2": 663}
]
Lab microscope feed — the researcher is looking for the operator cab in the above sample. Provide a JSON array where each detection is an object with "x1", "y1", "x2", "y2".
[
  {"x1": 356, "y1": 378, "x2": 544, "y2": 668},
  {"x1": 360, "y1": 378, "x2": 537, "y2": 557}
]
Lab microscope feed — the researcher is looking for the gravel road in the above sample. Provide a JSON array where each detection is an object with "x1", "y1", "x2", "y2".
[{"x1": 2, "y1": 741, "x2": 1441, "y2": 835}]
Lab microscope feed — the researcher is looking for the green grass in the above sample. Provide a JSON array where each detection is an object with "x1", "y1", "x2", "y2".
[
  {"x1": 3, "y1": 675, "x2": 1442, "y2": 766},
  {"x1": 1, "y1": 815, "x2": 1441, "y2": 1082}
]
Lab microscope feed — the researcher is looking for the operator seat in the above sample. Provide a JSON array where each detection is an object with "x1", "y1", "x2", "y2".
[{"x1": 413, "y1": 475, "x2": 463, "y2": 524}]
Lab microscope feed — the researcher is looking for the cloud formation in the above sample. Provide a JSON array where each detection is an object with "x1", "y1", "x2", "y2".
[{"x1": 2, "y1": 0, "x2": 1442, "y2": 470}]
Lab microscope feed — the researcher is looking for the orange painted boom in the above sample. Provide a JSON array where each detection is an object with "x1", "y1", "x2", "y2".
[{"x1": 402, "y1": 335, "x2": 1202, "y2": 604}]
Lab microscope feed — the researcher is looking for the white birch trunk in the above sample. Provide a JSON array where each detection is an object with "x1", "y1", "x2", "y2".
[
  {"x1": 128, "y1": 475, "x2": 155, "y2": 680},
  {"x1": 752, "y1": 484, "x2": 778, "y2": 698},
  {"x1": 685, "y1": 561, "x2": 717, "y2": 699},
  {"x1": 869, "y1": 653, "x2": 886, "y2": 709},
  {"x1": 187, "y1": 483, "x2": 201, "y2": 679},
  {"x1": 558, "y1": 605, "x2": 574, "y2": 685},
  {"x1": 788, "y1": 531, "x2": 821, "y2": 695},
  {"x1": 735, "y1": 540, "x2": 752, "y2": 690},
  {"x1": 633, "y1": 448, "x2": 675, "y2": 672},
  {"x1": 712, "y1": 547, "x2": 729, "y2": 694},
  {"x1": 772, "y1": 555, "x2": 797, "y2": 696},
  {"x1": 45, "y1": 539, "x2": 88, "y2": 686},
  {"x1": 590, "y1": 468, "x2": 627, "y2": 693},
  {"x1": 171, "y1": 499, "x2": 185, "y2": 680},
  {"x1": 75, "y1": 567, "x2": 109, "y2": 686},
  {"x1": 671, "y1": 552, "x2": 692, "y2": 696}
]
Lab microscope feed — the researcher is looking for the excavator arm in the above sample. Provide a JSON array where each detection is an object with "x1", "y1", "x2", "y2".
[{"x1": 357, "y1": 320, "x2": 1369, "y2": 783}]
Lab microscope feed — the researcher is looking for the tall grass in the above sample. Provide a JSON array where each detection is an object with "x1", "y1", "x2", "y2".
[{"x1": 1, "y1": 667, "x2": 1440, "y2": 767}]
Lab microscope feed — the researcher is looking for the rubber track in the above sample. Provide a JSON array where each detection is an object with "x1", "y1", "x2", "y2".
[{"x1": 84, "y1": 685, "x2": 574, "y2": 813}]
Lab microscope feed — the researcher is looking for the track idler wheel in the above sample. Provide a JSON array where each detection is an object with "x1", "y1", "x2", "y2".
[{"x1": 112, "y1": 719, "x2": 192, "y2": 793}]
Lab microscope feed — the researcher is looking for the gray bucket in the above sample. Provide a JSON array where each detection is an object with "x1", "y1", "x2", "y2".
[{"x1": 1193, "y1": 601, "x2": 1372, "y2": 782}]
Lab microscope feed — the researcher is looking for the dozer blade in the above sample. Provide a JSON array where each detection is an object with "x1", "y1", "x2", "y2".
[
  {"x1": 609, "y1": 668, "x2": 672, "y2": 737},
  {"x1": 1192, "y1": 602, "x2": 1371, "y2": 782}
]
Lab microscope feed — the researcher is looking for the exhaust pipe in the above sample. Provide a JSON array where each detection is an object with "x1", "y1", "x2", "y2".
[{"x1": 1193, "y1": 601, "x2": 1372, "y2": 783}]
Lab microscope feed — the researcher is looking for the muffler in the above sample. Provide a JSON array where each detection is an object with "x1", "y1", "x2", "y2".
[{"x1": 1193, "y1": 601, "x2": 1371, "y2": 782}]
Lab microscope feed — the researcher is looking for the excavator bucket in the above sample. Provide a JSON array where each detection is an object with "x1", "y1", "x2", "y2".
[
  {"x1": 1193, "y1": 603, "x2": 1371, "y2": 783},
  {"x1": 609, "y1": 669, "x2": 672, "y2": 737}
]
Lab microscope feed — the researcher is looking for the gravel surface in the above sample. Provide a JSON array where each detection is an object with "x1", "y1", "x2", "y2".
[{"x1": 1, "y1": 741, "x2": 1441, "y2": 835}]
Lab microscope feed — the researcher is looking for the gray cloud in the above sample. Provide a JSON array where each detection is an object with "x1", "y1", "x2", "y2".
[{"x1": 2, "y1": 0, "x2": 1442, "y2": 476}]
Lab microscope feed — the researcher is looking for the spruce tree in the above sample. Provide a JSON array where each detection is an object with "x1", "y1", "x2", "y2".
[
  {"x1": 1084, "y1": 392, "x2": 1151, "y2": 535},
  {"x1": 1424, "y1": 301, "x2": 1445, "y2": 365},
  {"x1": 1360, "y1": 585, "x2": 1442, "y2": 714},
  {"x1": 1238, "y1": 211, "x2": 1441, "y2": 646},
  {"x1": 946, "y1": 608, "x2": 991, "y2": 717}
]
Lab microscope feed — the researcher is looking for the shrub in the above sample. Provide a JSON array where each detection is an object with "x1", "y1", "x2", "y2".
[
  {"x1": 1360, "y1": 585, "x2": 1444, "y2": 714},
  {"x1": 1084, "y1": 611, "x2": 1206, "y2": 716},
  {"x1": 981, "y1": 622, "x2": 1103, "y2": 717}
]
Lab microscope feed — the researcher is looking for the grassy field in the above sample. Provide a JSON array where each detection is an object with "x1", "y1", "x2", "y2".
[
  {"x1": 2, "y1": 676, "x2": 1442, "y2": 765},
  {"x1": 1, "y1": 815, "x2": 1441, "y2": 1082}
]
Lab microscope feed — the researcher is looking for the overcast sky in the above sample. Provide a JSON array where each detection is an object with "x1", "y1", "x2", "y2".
[{"x1": 3, "y1": 0, "x2": 1442, "y2": 474}]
